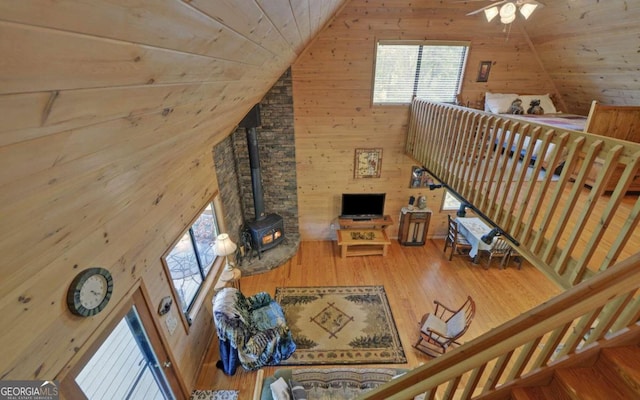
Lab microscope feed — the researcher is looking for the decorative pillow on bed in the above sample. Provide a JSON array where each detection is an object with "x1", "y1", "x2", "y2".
[
  {"x1": 485, "y1": 93, "x2": 558, "y2": 114},
  {"x1": 519, "y1": 94, "x2": 557, "y2": 114},
  {"x1": 485, "y1": 92, "x2": 518, "y2": 113}
]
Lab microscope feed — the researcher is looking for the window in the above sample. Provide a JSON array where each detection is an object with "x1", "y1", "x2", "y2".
[
  {"x1": 442, "y1": 190, "x2": 462, "y2": 211},
  {"x1": 373, "y1": 40, "x2": 469, "y2": 105},
  {"x1": 162, "y1": 198, "x2": 220, "y2": 320}
]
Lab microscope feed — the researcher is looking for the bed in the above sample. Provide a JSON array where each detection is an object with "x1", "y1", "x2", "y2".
[
  {"x1": 484, "y1": 92, "x2": 588, "y2": 171},
  {"x1": 484, "y1": 93, "x2": 640, "y2": 191},
  {"x1": 574, "y1": 101, "x2": 640, "y2": 191}
]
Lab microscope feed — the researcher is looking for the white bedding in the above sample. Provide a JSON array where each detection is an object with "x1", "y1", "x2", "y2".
[
  {"x1": 496, "y1": 113, "x2": 588, "y2": 170},
  {"x1": 484, "y1": 93, "x2": 588, "y2": 170}
]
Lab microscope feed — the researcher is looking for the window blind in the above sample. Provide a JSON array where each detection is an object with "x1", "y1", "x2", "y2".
[{"x1": 373, "y1": 41, "x2": 469, "y2": 105}]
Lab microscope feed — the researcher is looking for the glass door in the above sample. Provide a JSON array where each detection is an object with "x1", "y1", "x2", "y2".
[{"x1": 62, "y1": 289, "x2": 184, "y2": 399}]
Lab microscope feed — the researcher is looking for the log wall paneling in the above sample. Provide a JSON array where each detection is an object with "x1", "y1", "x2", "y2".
[
  {"x1": 525, "y1": 1, "x2": 640, "y2": 114},
  {"x1": 2, "y1": 0, "x2": 639, "y2": 392},
  {"x1": 293, "y1": 0, "x2": 559, "y2": 241},
  {"x1": 0, "y1": 0, "x2": 345, "y2": 391}
]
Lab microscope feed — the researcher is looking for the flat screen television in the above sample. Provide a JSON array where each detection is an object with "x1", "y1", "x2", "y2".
[{"x1": 340, "y1": 193, "x2": 386, "y2": 220}]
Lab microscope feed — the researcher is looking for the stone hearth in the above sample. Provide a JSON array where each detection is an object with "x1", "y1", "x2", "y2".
[{"x1": 237, "y1": 233, "x2": 300, "y2": 276}]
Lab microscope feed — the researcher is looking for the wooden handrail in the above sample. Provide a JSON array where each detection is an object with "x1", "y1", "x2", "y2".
[
  {"x1": 357, "y1": 99, "x2": 640, "y2": 400},
  {"x1": 360, "y1": 252, "x2": 640, "y2": 399},
  {"x1": 405, "y1": 99, "x2": 640, "y2": 289}
]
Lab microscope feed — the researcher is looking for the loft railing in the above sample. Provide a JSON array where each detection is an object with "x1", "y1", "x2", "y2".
[
  {"x1": 405, "y1": 99, "x2": 640, "y2": 288},
  {"x1": 361, "y1": 252, "x2": 640, "y2": 400},
  {"x1": 356, "y1": 99, "x2": 640, "y2": 400}
]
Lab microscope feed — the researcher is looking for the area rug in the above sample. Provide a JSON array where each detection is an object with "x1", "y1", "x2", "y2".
[
  {"x1": 274, "y1": 286, "x2": 406, "y2": 365},
  {"x1": 189, "y1": 390, "x2": 238, "y2": 400}
]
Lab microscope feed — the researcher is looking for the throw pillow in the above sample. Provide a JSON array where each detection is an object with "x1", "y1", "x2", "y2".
[
  {"x1": 288, "y1": 379, "x2": 307, "y2": 400},
  {"x1": 270, "y1": 377, "x2": 291, "y2": 400},
  {"x1": 519, "y1": 94, "x2": 557, "y2": 114},
  {"x1": 485, "y1": 92, "x2": 518, "y2": 114}
]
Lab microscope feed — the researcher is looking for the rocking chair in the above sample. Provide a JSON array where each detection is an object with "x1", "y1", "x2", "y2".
[{"x1": 414, "y1": 296, "x2": 475, "y2": 357}]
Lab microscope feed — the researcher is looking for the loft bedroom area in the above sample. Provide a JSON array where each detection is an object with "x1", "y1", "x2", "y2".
[{"x1": 406, "y1": 98, "x2": 640, "y2": 288}]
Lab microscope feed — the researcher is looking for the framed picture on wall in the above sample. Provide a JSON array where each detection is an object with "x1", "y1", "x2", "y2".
[
  {"x1": 354, "y1": 148, "x2": 383, "y2": 178},
  {"x1": 477, "y1": 61, "x2": 492, "y2": 82},
  {"x1": 410, "y1": 166, "x2": 428, "y2": 188}
]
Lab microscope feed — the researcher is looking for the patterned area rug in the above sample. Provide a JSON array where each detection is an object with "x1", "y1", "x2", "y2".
[
  {"x1": 189, "y1": 390, "x2": 238, "y2": 400},
  {"x1": 275, "y1": 286, "x2": 406, "y2": 365}
]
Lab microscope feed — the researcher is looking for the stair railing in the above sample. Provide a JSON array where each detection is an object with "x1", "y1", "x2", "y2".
[
  {"x1": 360, "y1": 252, "x2": 640, "y2": 400},
  {"x1": 405, "y1": 99, "x2": 640, "y2": 289}
]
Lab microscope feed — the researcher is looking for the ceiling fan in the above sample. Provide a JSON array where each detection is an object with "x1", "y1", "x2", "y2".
[{"x1": 464, "y1": 1, "x2": 544, "y2": 25}]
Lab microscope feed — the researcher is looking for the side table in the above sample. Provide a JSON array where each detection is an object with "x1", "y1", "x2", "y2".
[{"x1": 214, "y1": 268, "x2": 242, "y2": 292}]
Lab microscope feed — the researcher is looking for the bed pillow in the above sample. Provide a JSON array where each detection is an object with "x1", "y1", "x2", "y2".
[
  {"x1": 519, "y1": 94, "x2": 558, "y2": 114},
  {"x1": 485, "y1": 92, "x2": 519, "y2": 114}
]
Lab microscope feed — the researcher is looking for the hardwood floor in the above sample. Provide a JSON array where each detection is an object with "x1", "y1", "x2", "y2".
[{"x1": 194, "y1": 239, "x2": 562, "y2": 399}]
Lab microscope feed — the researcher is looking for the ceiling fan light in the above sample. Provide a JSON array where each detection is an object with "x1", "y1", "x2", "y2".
[
  {"x1": 519, "y1": 3, "x2": 539, "y2": 20},
  {"x1": 500, "y1": 13, "x2": 516, "y2": 24},
  {"x1": 499, "y1": 2, "x2": 517, "y2": 19},
  {"x1": 484, "y1": 7, "x2": 499, "y2": 22}
]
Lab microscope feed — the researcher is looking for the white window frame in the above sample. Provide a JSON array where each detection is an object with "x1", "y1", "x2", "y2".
[
  {"x1": 372, "y1": 40, "x2": 470, "y2": 105},
  {"x1": 442, "y1": 190, "x2": 463, "y2": 211},
  {"x1": 161, "y1": 194, "x2": 224, "y2": 329}
]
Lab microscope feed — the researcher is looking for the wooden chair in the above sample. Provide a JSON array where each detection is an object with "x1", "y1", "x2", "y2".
[
  {"x1": 483, "y1": 238, "x2": 512, "y2": 269},
  {"x1": 505, "y1": 247, "x2": 523, "y2": 270},
  {"x1": 443, "y1": 215, "x2": 472, "y2": 260},
  {"x1": 414, "y1": 296, "x2": 475, "y2": 357}
]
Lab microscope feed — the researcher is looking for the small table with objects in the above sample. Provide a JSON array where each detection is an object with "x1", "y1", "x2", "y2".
[
  {"x1": 337, "y1": 229, "x2": 391, "y2": 258},
  {"x1": 454, "y1": 217, "x2": 493, "y2": 263}
]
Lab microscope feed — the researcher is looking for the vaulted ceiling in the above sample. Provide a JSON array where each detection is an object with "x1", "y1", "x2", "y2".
[{"x1": 0, "y1": 0, "x2": 639, "y2": 383}]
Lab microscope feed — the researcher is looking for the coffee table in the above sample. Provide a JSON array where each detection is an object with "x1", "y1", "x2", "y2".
[{"x1": 336, "y1": 229, "x2": 390, "y2": 258}]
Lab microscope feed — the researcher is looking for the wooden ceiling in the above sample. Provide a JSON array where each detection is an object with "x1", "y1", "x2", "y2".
[
  {"x1": 476, "y1": 0, "x2": 640, "y2": 114},
  {"x1": 0, "y1": 0, "x2": 346, "y2": 382}
]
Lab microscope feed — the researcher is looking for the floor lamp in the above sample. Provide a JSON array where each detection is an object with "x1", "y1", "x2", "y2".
[{"x1": 215, "y1": 233, "x2": 237, "y2": 271}]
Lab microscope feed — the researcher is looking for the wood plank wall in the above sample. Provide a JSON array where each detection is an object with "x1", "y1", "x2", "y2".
[
  {"x1": 526, "y1": 1, "x2": 640, "y2": 115},
  {"x1": 2, "y1": 0, "x2": 638, "y2": 391},
  {"x1": 293, "y1": 0, "x2": 559, "y2": 241},
  {"x1": 0, "y1": 0, "x2": 344, "y2": 391}
]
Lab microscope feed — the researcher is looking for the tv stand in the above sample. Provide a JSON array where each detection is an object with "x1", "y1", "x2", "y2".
[{"x1": 338, "y1": 215, "x2": 393, "y2": 230}]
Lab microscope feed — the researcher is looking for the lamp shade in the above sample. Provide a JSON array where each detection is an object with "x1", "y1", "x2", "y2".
[{"x1": 214, "y1": 233, "x2": 237, "y2": 257}]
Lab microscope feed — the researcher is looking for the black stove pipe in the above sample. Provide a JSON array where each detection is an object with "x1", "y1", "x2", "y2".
[
  {"x1": 246, "y1": 126, "x2": 265, "y2": 221},
  {"x1": 239, "y1": 105, "x2": 266, "y2": 221}
]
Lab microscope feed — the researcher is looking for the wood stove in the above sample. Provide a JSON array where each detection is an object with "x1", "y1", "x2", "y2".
[
  {"x1": 240, "y1": 105, "x2": 285, "y2": 257},
  {"x1": 248, "y1": 213, "x2": 284, "y2": 253}
]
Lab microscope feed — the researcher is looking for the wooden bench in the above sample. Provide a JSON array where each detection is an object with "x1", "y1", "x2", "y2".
[{"x1": 337, "y1": 229, "x2": 390, "y2": 258}]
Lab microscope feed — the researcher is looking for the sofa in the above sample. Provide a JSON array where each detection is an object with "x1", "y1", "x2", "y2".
[
  {"x1": 258, "y1": 368, "x2": 410, "y2": 400},
  {"x1": 212, "y1": 287, "x2": 296, "y2": 375}
]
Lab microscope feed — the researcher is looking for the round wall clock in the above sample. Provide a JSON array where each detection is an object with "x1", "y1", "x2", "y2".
[{"x1": 67, "y1": 267, "x2": 114, "y2": 317}]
